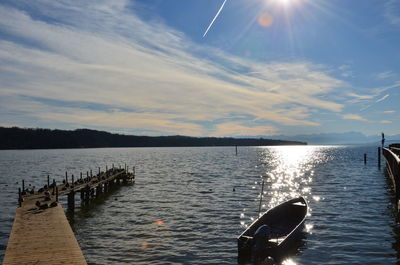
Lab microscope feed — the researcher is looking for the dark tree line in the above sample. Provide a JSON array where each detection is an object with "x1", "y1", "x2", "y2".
[{"x1": 0, "y1": 127, "x2": 307, "y2": 149}]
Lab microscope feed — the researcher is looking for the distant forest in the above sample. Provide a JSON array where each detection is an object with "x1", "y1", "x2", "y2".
[{"x1": 0, "y1": 127, "x2": 307, "y2": 149}]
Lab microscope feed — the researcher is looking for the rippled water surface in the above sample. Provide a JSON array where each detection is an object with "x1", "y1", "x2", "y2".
[{"x1": 0, "y1": 146, "x2": 398, "y2": 264}]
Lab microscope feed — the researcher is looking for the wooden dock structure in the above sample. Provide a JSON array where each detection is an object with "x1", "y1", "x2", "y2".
[
  {"x1": 383, "y1": 145, "x2": 400, "y2": 209},
  {"x1": 3, "y1": 166, "x2": 135, "y2": 265}
]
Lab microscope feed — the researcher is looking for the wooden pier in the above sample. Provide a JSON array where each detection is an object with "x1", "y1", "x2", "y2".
[
  {"x1": 3, "y1": 166, "x2": 135, "y2": 265},
  {"x1": 383, "y1": 145, "x2": 400, "y2": 209}
]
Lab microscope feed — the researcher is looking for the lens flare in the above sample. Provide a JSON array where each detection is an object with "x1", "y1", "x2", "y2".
[{"x1": 258, "y1": 12, "x2": 274, "y2": 27}]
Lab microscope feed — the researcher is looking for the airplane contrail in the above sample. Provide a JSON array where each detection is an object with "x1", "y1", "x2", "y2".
[{"x1": 203, "y1": 0, "x2": 228, "y2": 37}]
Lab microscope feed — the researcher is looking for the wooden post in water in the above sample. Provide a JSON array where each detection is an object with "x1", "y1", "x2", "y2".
[
  {"x1": 98, "y1": 167, "x2": 100, "y2": 175},
  {"x1": 378, "y1": 147, "x2": 381, "y2": 168},
  {"x1": 235, "y1": 145, "x2": 238, "y2": 156},
  {"x1": 80, "y1": 172, "x2": 82, "y2": 181},
  {"x1": 65, "y1": 172, "x2": 68, "y2": 184},
  {"x1": 56, "y1": 187, "x2": 59, "y2": 202},
  {"x1": 364, "y1": 153, "x2": 367, "y2": 164},
  {"x1": 47, "y1": 175, "x2": 50, "y2": 188},
  {"x1": 18, "y1": 188, "x2": 21, "y2": 207},
  {"x1": 106, "y1": 165, "x2": 108, "y2": 171},
  {"x1": 22, "y1": 180, "x2": 25, "y2": 192},
  {"x1": 52, "y1": 179, "x2": 56, "y2": 195},
  {"x1": 67, "y1": 190, "x2": 75, "y2": 211},
  {"x1": 72, "y1": 174, "x2": 74, "y2": 187}
]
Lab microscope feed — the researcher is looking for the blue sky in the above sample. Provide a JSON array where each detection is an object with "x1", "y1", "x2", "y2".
[{"x1": 0, "y1": 0, "x2": 399, "y2": 137}]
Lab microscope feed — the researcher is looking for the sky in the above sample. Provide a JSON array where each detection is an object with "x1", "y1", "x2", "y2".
[{"x1": 0, "y1": 0, "x2": 399, "y2": 137}]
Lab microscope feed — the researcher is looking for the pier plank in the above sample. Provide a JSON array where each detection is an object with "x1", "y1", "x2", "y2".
[
  {"x1": 3, "y1": 205, "x2": 87, "y2": 265},
  {"x1": 4, "y1": 167, "x2": 135, "y2": 265}
]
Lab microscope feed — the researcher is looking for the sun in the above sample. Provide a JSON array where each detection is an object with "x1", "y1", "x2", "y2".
[{"x1": 278, "y1": 0, "x2": 293, "y2": 6}]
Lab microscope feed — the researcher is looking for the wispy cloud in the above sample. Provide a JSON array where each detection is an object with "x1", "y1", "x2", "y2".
[
  {"x1": 342, "y1": 114, "x2": 368, "y2": 122},
  {"x1": 380, "y1": 120, "x2": 392, "y2": 124},
  {"x1": 376, "y1": 71, "x2": 395, "y2": 80},
  {"x1": 0, "y1": 1, "x2": 347, "y2": 135},
  {"x1": 384, "y1": 0, "x2": 400, "y2": 26},
  {"x1": 383, "y1": 110, "x2": 396, "y2": 114}
]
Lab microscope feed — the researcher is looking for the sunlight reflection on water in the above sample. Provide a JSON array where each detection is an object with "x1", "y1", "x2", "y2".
[{"x1": 241, "y1": 146, "x2": 328, "y2": 231}]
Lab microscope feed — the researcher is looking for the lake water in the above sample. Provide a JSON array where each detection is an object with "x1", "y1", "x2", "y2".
[{"x1": 0, "y1": 146, "x2": 398, "y2": 264}]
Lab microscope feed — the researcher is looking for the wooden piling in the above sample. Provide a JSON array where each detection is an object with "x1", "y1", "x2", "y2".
[
  {"x1": 364, "y1": 153, "x2": 367, "y2": 164},
  {"x1": 18, "y1": 188, "x2": 21, "y2": 207},
  {"x1": 47, "y1": 174, "x2": 50, "y2": 188},
  {"x1": 67, "y1": 190, "x2": 75, "y2": 211},
  {"x1": 65, "y1": 171, "x2": 68, "y2": 183},
  {"x1": 22, "y1": 180, "x2": 25, "y2": 192}
]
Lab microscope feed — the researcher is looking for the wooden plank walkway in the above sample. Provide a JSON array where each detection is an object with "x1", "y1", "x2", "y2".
[
  {"x1": 3, "y1": 204, "x2": 87, "y2": 265},
  {"x1": 3, "y1": 167, "x2": 135, "y2": 265}
]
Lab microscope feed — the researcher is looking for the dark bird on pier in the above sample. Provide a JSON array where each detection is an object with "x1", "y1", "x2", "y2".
[{"x1": 39, "y1": 203, "x2": 48, "y2": 210}]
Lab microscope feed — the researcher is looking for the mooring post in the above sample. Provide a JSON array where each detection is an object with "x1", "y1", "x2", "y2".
[
  {"x1": 22, "y1": 179, "x2": 25, "y2": 192},
  {"x1": 80, "y1": 172, "x2": 83, "y2": 180},
  {"x1": 106, "y1": 165, "x2": 108, "y2": 171},
  {"x1": 235, "y1": 145, "x2": 238, "y2": 156},
  {"x1": 378, "y1": 147, "x2": 381, "y2": 168},
  {"x1": 47, "y1": 175, "x2": 50, "y2": 188},
  {"x1": 52, "y1": 179, "x2": 56, "y2": 194},
  {"x1": 80, "y1": 189, "x2": 85, "y2": 202},
  {"x1": 133, "y1": 166, "x2": 135, "y2": 175},
  {"x1": 72, "y1": 174, "x2": 74, "y2": 187},
  {"x1": 364, "y1": 153, "x2": 367, "y2": 164},
  {"x1": 18, "y1": 188, "x2": 21, "y2": 207},
  {"x1": 90, "y1": 169, "x2": 92, "y2": 177},
  {"x1": 65, "y1": 171, "x2": 68, "y2": 184},
  {"x1": 85, "y1": 186, "x2": 90, "y2": 203},
  {"x1": 56, "y1": 187, "x2": 59, "y2": 202},
  {"x1": 67, "y1": 190, "x2": 75, "y2": 211},
  {"x1": 98, "y1": 167, "x2": 100, "y2": 175},
  {"x1": 112, "y1": 163, "x2": 114, "y2": 169}
]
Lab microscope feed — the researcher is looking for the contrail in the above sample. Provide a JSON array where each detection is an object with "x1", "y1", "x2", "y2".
[{"x1": 203, "y1": 0, "x2": 228, "y2": 37}]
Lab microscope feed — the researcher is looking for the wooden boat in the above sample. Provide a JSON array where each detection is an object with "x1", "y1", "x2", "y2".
[{"x1": 237, "y1": 197, "x2": 308, "y2": 261}]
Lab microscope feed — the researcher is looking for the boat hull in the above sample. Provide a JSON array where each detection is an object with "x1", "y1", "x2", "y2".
[{"x1": 237, "y1": 197, "x2": 308, "y2": 262}]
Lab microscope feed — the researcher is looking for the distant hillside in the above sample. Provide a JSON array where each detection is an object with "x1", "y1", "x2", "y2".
[
  {"x1": 0, "y1": 127, "x2": 307, "y2": 150},
  {"x1": 267, "y1": 132, "x2": 400, "y2": 145}
]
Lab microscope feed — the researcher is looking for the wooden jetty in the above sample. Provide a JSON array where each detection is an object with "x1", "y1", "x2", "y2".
[
  {"x1": 383, "y1": 145, "x2": 400, "y2": 209},
  {"x1": 3, "y1": 166, "x2": 135, "y2": 265}
]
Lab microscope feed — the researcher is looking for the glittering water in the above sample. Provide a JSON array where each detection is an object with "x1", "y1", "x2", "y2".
[{"x1": 0, "y1": 146, "x2": 398, "y2": 264}]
